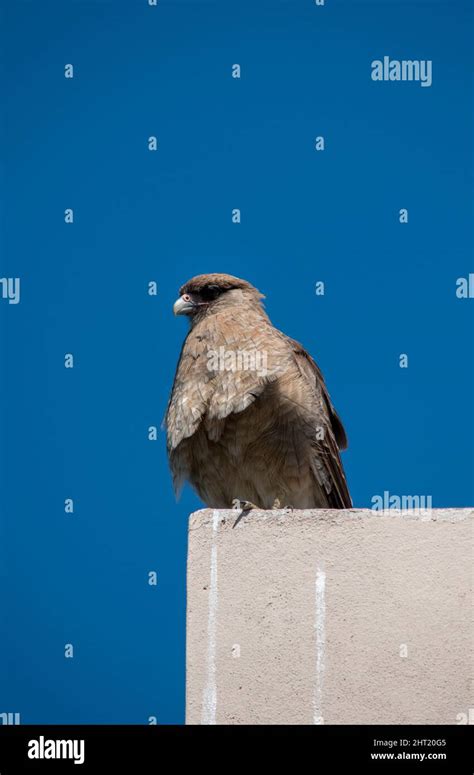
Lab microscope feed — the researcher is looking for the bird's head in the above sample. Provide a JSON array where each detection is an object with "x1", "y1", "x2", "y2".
[{"x1": 173, "y1": 273, "x2": 265, "y2": 323}]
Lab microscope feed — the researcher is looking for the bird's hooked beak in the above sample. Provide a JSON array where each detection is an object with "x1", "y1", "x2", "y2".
[{"x1": 173, "y1": 294, "x2": 195, "y2": 316}]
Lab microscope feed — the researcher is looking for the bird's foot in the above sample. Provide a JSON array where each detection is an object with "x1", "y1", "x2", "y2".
[
  {"x1": 231, "y1": 498, "x2": 257, "y2": 529},
  {"x1": 232, "y1": 499, "x2": 257, "y2": 511},
  {"x1": 272, "y1": 497, "x2": 294, "y2": 511}
]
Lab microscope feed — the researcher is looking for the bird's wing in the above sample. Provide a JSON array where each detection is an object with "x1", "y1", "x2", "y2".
[
  {"x1": 164, "y1": 329, "x2": 214, "y2": 451},
  {"x1": 203, "y1": 314, "x2": 285, "y2": 424},
  {"x1": 282, "y1": 334, "x2": 353, "y2": 509},
  {"x1": 165, "y1": 312, "x2": 283, "y2": 451}
]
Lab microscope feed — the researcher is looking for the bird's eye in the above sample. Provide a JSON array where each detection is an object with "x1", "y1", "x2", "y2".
[{"x1": 200, "y1": 284, "x2": 221, "y2": 301}]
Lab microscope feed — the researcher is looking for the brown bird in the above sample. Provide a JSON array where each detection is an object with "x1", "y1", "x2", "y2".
[{"x1": 165, "y1": 273, "x2": 352, "y2": 510}]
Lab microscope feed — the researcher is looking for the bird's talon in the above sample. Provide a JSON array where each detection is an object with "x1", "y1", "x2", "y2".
[{"x1": 272, "y1": 498, "x2": 294, "y2": 511}]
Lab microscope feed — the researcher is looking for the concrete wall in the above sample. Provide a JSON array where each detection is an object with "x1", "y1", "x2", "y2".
[{"x1": 186, "y1": 508, "x2": 473, "y2": 725}]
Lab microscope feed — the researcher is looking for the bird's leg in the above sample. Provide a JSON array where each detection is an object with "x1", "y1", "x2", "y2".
[{"x1": 232, "y1": 498, "x2": 257, "y2": 511}]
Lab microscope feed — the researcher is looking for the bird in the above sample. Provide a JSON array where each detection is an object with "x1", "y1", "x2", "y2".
[{"x1": 165, "y1": 273, "x2": 352, "y2": 510}]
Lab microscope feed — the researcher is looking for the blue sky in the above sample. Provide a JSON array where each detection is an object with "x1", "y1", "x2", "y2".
[{"x1": 0, "y1": 0, "x2": 472, "y2": 723}]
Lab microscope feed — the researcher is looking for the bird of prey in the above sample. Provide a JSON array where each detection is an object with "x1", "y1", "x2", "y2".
[{"x1": 165, "y1": 273, "x2": 352, "y2": 510}]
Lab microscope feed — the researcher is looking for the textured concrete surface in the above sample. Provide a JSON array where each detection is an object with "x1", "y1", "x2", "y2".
[{"x1": 186, "y1": 508, "x2": 473, "y2": 725}]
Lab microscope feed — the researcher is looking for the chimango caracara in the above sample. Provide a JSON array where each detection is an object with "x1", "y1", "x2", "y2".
[{"x1": 165, "y1": 273, "x2": 352, "y2": 510}]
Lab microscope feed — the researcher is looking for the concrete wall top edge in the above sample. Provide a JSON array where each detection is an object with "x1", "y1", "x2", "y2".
[{"x1": 189, "y1": 507, "x2": 474, "y2": 530}]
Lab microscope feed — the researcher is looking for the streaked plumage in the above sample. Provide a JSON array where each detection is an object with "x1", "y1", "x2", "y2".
[{"x1": 165, "y1": 273, "x2": 352, "y2": 509}]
